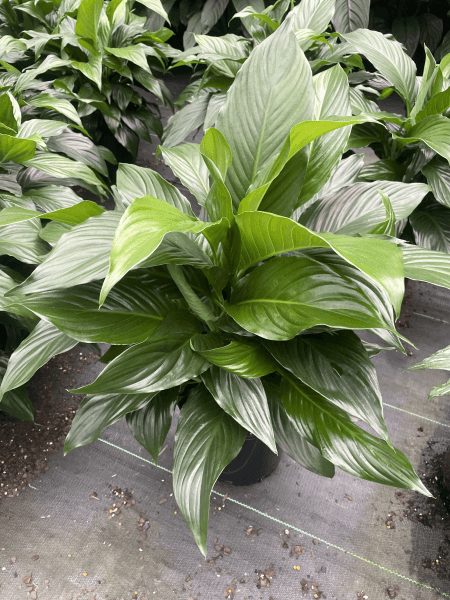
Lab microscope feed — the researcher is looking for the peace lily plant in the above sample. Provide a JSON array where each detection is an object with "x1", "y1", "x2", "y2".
[{"x1": 3, "y1": 15, "x2": 450, "y2": 557}]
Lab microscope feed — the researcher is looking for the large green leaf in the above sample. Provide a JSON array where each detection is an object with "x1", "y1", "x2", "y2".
[
  {"x1": 105, "y1": 45, "x2": 150, "y2": 72},
  {"x1": 263, "y1": 379, "x2": 335, "y2": 477},
  {"x1": 201, "y1": 366, "x2": 276, "y2": 451},
  {"x1": 115, "y1": 163, "x2": 194, "y2": 215},
  {"x1": 191, "y1": 334, "x2": 277, "y2": 377},
  {"x1": 342, "y1": 29, "x2": 416, "y2": 110},
  {"x1": 407, "y1": 345, "x2": 450, "y2": 399},
  {"x1": 0, "y1": 321, "x2": 77, "y2": 397},
  {"x1": 395, "y1": 115, "x2": 450, "y2": 162},
  {"x1": 173, "y1": 384, "x2": 246, "y2": 556},
  {"x1": 13, "y1": 276, "x2": 177, "y2": 345},
  {"x1": 71, "y1": 53, "x2": 103, "y2": 90},
  {"x1": 75, "y1": 0, "x2": 103, "y2": 47},
  {"x1": 161, "y1": 90, "x2": 212, "y2": 149},
  {"x1": 0, "y1": 219, "x2": 49, "y2": 264},
  {"x1": 47, "y1": 130, "x2": 109, "y2": 176},
  {"x1": 0, "y1": 134, "x2": 35, "y2": 163},
  {"x1": 392, "y1": 17, "x2": 420, "y2": 58},
  {"x1": 0, "y1": 202, "x2": 104, "y2": 228},
  {"x1": 215, "y1": 28, "x2": 314, "y2": 207},
  {"x1": 308, "y1": 153, "x2": 365, "y2": 203},
  {"x1": 24, "y1": 185, "x2": 85, "y2": 211},
  {"x1": 17, "y1": 120, "x2": 68, "y2": 140},
  {"x1": 423, "y1": 157, "x2": 450, "y2": 208},
  {"x1": 71, "y1": 311, "x2": 210, "y2": 394},
  {"x1": 409, "y1": 201, "x2": 450, "y2": 252},
  {"x1": 298, "y1": 181, "x2": 429, "y2": 235},
  {"x1": 126, "y1": 388, "x2": 178, "y2": 465},
  {"x1": 11, "y1": 212, "x2": 121, "y2": 294},
  {"x1": 160, "y1": 143, "x2": 210, "y2": 206},
  {"x1": 26, "y1": 94, "x2": 83, "y2": 127},
  {"x1": 264, "y1": 331, "x2": 389, "y2": 442},
  {"x1": 99, "y1": 196, "x2": 229, "y2": 305},
  {"x1": 22, "y1": 153, "x2": 104, "y2": 189},
  {"x1": 285, "y1": 0, "x2": 335, "y2": 33},
  {"x1": 281, "y1": 375, "x2": 431, "y2": 495},
  {"x1": 64, "y1": 392, "x2": 158, "y2": 455},
  {"x1": 331, "y1": 0, "x2": 369, "y2": 33},
  {"x1": 416, "y1": 87, "x2": 450, "y2": 122},
  {"x1": 402, "y1": 244, "x2": 450, "y2": 289},
  {"x1": 135, "y1": 0, "x2": 170, "y2": 22},
  {"x1": 233, "y1": 211, "x2": 404, "y2": 315},
  {"x1": 0, "y1": 373, "x2": 34, "y2": 422},
  {"x1": 225, "y1": 250, "x2": 397, "y2": 341},
  {"x1": 299, "y1": 65, "x2": 352, "y2": 204}
]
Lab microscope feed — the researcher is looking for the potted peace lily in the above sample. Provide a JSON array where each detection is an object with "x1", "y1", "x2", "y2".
[{"x1": 3, "y1": 17, "x2": 450, "y2": 557}]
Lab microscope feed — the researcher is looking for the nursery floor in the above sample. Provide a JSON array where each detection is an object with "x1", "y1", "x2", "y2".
[
  {"x1": 1, "y1": 280, "x2": 450, "y2": 600},
  {"x1": 1, "y1": 83, "x2": 449, "y2": 599}
]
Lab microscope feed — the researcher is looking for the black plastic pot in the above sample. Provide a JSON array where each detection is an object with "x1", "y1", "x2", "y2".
[
  {"x1": 177, "y1": 394, "x2": 281, "y2": 485},
  {"x1": 217, "y1": 432, "x2": 281, "y2": 486}
]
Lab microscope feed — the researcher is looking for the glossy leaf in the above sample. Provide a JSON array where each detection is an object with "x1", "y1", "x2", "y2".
[
  {"x1": 332, "y1": 0, "x2": 369, "y2": 33},
  {"x1": 14, "y1": 277, "x2": 177, "y2": 345},
  {"x1": 0, "y1": 202, "x2": 104, "y2": 228},
  {"x1": 0, "y1": 219, "x2": 49, "y2": 265},
  {"x1": 75, "y1": 0, "x2": 103, "y2": 47},
  {"x1": 392, "y1": 17, "x2": 420, "y2": 58},
  {"x1": 402, "y1": 244, "x2": 450, "y2": 289},
  {"x1": 226, "y1": 250, "x2": 397, "y2": 341},
  {"x1": 423, "y1": 157, "x2": 450, "y2": 208},
  {"x1": 342, "y1": 29, "x2": 416, "y2": 110},
  {"x1": 299, "y1": 181, "x2": 429, "y2": 235},
  {"x1": 264, "y1": 331, "x2": 389, "y2": 442},
  {"x1": 126, "y1": 388, "x2": 179, "y2": 465},
  {"x1": 173, "y1": 384, "x2": 246, "y2": 556},
  {"x1": 281, "y1": 375, "x2": 431, "y2": 495},
  {"x1": 0, "y1": 134, "x2": 35, "y2": 163},
  {"x1": 26, "y1": 94, "x2": 83, "y2": 127},
  {"x1": 47, "y1": 130, "x2": 109, "y2": 176},
  {"x1": 395, "y1": 115, "x2": 450, "y2": 162},
  {"x1": 71, "y1": 311, "x2": 209, "y2": 394},
  {"x1": 286, "y1": 0, "x2": 335, "y2": 33},
  {"x1": 192, "y1": 335, "x2": 277, "y2": 378},
  {"x1": 202, "y1": 366, "x2": 277, "y2": 452},
  {"x1": 410, "y1": 201, "x2": 450, "y2": 253},
  {"x1": 215, "y1": 28, "x2": 314, "y2": 207},
  {"x1": 160, "y1": 143, "x2": 210, "y2": 206},
  {"x1": 0, "y1": 321, "x2": 77, "y2": 396},
  {"x1": 264, "y1": 379, "x2": 335, "y2": 477},
  {"x1": 22, "y1": 153, "x2": 104, "y2": 189},
  {"x1": 64, "y1": 392, "x2": 158, "y2": 455},
  {"x1": 99, "y1": 195, "x2": 228, "y2": 305},
  {"x1": 161, "y1": 90, "x2": 211, "y2": 149}
]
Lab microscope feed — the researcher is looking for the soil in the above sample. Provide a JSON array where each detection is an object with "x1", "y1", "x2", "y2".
[
  {"x1": 388, "y1": 435, "x2": 450, "y2": 581},
  {"x1": 0, "y1": 347, "x2": 99, "y2": 501}
]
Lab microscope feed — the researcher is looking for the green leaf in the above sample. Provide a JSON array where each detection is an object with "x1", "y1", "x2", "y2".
[
  {"x1": 392, "y1": 17, "x2": 420, "y2": 58},
  {"x1": 14, "y1": 276, "x2": 178, "y2": 345},
  {"x1": 126, "y1": 388, "x2": 179, "y2": 464},
  {"x1": 71, "y1": 53, "x2": 103, "y2": 91},
  {"x1": 368, "y1": 190, "x2": 396, "y2": 236},
  {"x1": 200, "y1": 128, "x2": 234, "y2": 222},
  {"x1": 0, "y1": 382, "x2": 34, "y2": 422},
  {"x1": 309, "y1": 154, "x2": 365, "y2": 202},
  {"x1": 99, "y1": 196, "x2": 229, "y2": 305},
  {"x1": 173, "y1": 384, "x2": 246, "y2": 556},
  {"x1": 281, "y1": 375, "x2": 431, "y2": 495},
  {"x1": 299, "y1": 181, "x2": 429, "y2": 235},
  {"x1": 71, "y1": 310, "x2": 210, "y2": 394},
  {"x1": 394, "y1": 115, "x2": 450, "y2": 162},
  {"x1": 402, "y1": 244, "x2": 450, "y2": 289},
  {"x1": 105, "y1": 45, "x2": 150, "y2": 72},
  {"x1": 233, "y1": 211, "x2": 404, "y2": 316},
  {"x1": 263, "y1": 379, "x2": 335, "y2": 477},
  {"x1": 26, "y1": 94, "x2": 83, "y2": 127},
  {"x1": 0, "y1": 202, "x2": 104, "y2": 228},
  {"x1": 0, "y1": 219, "x2": 49, "y2": 265},
  {"x1": 0, "y1": 135, "x2": 36, "y2": 164},
  {"x1": 115, "y1": 164, "x2": 194, "y2": 215},
  {"x1": 13, "y1": 212, "x2": 122, "y2": 294},
  {"x1": 201, "y1": 0, "x2": 230, "y2": 29},
  {"x1": 359, "y1": 159, "x2": 406, "y2": 182},
  {"x1": 22, "y1": 153, "x2": 104, "y2": 189},
  {"x1": 191, "y1": 335, "x2": 277, "y2": 377},
  {"x1": 202, "y1": 366, "x2": 277, "y2": 452},
  {"x1": 264, "y1": 331, "x2": 390, "y2": 442},
  {"x1": 135, "y1": 0, "x2": 170, "y2": 23},
  {"x1": 0, "y1": 321, "x2": 77, "y2": 396},
  {"x1": 331, "y1": 0, "x2": 370, "y2": 33},
  {"x1": 160, "y1": 143, "x2": 210, "y2": 206},
  {"x1": 64, "y1": 392, "x2": 158, "y2": 455},
  {"x1": 409, "y1": 201, "x2": 450, "y2": 253},
  {"x1": 39, "y1": 222, "x2": 72, "y2": 245},
  {"x1": 422, "y1": 157, "x2": 450, "y2": 208},
  {"x1": 47, "y1": 130, "x2": 109, "y2": 176},
  {"x1": 0, "y1": 93, "x2": 18, "y2": 134},
  {"x1": 215, "y1": 29, "x2": 314, "y2": 207},
  {"x1": 416, "y1": 85, "x2": 450, "y2": 123},
  {"x1": 342, "y1": 29, "x2": 416, "y2": 111},
  {"x1": 285, "y1": 0, "x2": 335, "y2": 33},
  {"x1": 161, "y1": 90, "x2": 212, "y2": 149},
  {"x1": 298, "y1": 65, "x2": 352, "y2": 204},
  {"x1": 75, "y1": 0, "x2": 103, "y2": 47},
  {"x1": 17, "y1": 120, "x2": 68, "y2": 140},
  {"x1": 225, "y1": 250, "x2": 397, "y2": 341},
  {"x1": 407, "y1": 344, "x2": 450, "y2": 372}
]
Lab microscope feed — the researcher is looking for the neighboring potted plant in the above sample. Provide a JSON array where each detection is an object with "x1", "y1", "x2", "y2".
[{"x1": 4, "y1": 18, "x2": 450, "y2": 559}]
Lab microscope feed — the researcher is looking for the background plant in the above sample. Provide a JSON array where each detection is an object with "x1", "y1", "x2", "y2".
[
  {"x1": 3, "y1": 11, "x2": 450, "y2": 557},
  {"x1": 0, "y1": 0, "x2": 174, "y2": 161}
]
